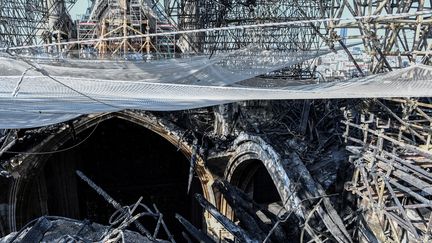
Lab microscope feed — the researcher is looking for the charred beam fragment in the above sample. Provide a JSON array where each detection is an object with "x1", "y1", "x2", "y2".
[
  {"x1": 284, "y1": 153, "x2": 353, "y2": 243},
  {"x1": 213, "y1": 179, "x2": 291, "y2": 242},
  {"x1": 176, "y1": 214, "x2": 215, "y2": 243},
  {"x1": 194, "y1": 193, "x2": 259, "y2": 243},
  {"x1": 20, "y1": 217, "x2": 52, "y2": 243},
  {"x1": 182, "y1": 231, "x2": 193, "y2": 243},
  {"x1": 75, "y1": 170, "x2": 154, "y2": 240},
  {"x1": 223, "y1": 197, "x2": 266, "y2": 241}
]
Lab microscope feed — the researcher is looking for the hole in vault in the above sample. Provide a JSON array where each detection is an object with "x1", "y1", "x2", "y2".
[{"x1": 17, "y1": 118, "x2": 203, "y2": 240}]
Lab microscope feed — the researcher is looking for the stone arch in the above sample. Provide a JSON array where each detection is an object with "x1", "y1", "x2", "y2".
[
  {"x1": 224, "y1": 133, "x2": 302, "y2": 218},
  {"x1": 6, "y1": 110, "x2": 215, "y2": 233}
]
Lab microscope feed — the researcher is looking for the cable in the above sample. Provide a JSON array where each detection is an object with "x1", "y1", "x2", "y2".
[
  {"x1": 3, "y1": 117, "x2": 101, "y2": 155},
  {"x1": 0, "y1": 10, "x2": 431, "y2": 52},
  {"x1": 5, "y1": 51, "x2": 122, "y2": 110},
  {"x1": 0, "y1": 53, "x2": 114, "y2": 155}
]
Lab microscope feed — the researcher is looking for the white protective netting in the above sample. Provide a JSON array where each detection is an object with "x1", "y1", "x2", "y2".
[
  {"x1": 2, "y1": 47, "x2": 333, "y2": 85},
  {"x1": 1, "y1": 47, "x2": 432, "y2": 129}
]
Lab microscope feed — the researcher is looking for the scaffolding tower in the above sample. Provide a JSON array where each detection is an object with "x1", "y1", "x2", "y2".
[
  {"x1": 316, "y1": 1, "x2": 432, "y2": 241},
  {"x1": 0, "y1": 0, "x2": 48, "y2": 47},
  {"x1": 317, "y1": 0, "x2": 432, "y2": 73},
  {"x1": 0, "y1": 0, "x2": 76, "y2": 50},
  {"x1": 77, "y1": 0, "x2": 178, "y2": 58},
  {"x1": 173, "y1": 0, "x2": 322, "y2": 53}
]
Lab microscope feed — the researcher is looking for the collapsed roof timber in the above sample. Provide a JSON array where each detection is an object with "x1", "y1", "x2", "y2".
[
  {"x1": 0, "y1": 0, "x2": 432, "y2": 242},
  {"x1": 1, "y1": 99, "x2": 431, "y2": 242}
]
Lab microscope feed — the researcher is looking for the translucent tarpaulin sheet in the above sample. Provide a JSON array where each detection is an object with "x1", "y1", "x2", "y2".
[
  {"x1": 3, "y1": 47, "x2": 333, "y2": 86},
  {"x1": 0, "y1": 50, "x2": 432, "y2": 129}
]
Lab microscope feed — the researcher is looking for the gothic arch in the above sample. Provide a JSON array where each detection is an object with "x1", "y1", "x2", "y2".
[{"x1": 6, "y1": 110, "x2": 215, "y2": 233}]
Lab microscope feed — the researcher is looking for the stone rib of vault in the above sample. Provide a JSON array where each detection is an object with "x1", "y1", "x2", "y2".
[{"x1": 0, "y1": 49, "x2": 432, "y2": 129}]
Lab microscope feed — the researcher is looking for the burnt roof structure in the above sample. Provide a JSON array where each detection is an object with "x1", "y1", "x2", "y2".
[{"x1": 0, "y1": 0, "x2": 432, "y2": 242}]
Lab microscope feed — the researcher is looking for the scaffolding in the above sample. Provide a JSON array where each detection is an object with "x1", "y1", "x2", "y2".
[
  {"x1": 317, "y1": 0, "x2": 432, "y2": 73},
  {"x1": 75, "y1": 0, "x2": 179, "y2": 58},
  {"x1": 0, "y1": 0, "x2": 76, "y2": 52},
  {"x1": 0, "y1": 0, "x2": 48, "y2": 47},
  {"x1": 74, "y1": 0, "x2": 323, "y2": 61},
  {"x1": 172, "y1": 0, "x2": 322, "y2": 53},
  {"x1": 344, "y1": 98, "x2": 432, "y2": 242},
  {"x1": 312, "y1": 2, "x2": 432, "y2": 238},
  {"x1": 2, "y1": 1, "x2": 432, "y2": 242},
  {"x1": 135, "y1": 0, "x2": 320, "y2": 79}
]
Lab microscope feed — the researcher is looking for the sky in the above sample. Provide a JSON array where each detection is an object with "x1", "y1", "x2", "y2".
[{"x1": 70, "y1": 0, "x2": 90, "y2": 20}]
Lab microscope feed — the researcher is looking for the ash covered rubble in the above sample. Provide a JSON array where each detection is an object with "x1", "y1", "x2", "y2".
[
  {"x1": 1, "y1": 0, "x2": 432, "y2": 241},
  {"x1": 0, "y1": 217, "x2": 154, "y2": 243},
  {"x1": 0, "y1": 169, "x2": 174, "y2": 242},
  {"x1": 0, "y1": 98, "x2": 431, "y2": 242}
]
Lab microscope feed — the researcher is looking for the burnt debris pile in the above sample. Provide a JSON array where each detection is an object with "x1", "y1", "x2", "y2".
[{"x1": 0, "y1": 99, "x2": 431, "y2": 242}]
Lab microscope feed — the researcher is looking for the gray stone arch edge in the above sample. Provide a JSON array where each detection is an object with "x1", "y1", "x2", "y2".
[
  {"x1": 224, "y1": 133, "x2": 304, "y2": 218},
  {"x1": 6, "y1": 110, "x2": 216, "y2": 232}
]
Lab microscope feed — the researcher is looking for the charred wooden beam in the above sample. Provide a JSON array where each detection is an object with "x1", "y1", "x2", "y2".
[
  {"x1": 176, "y1": 214, "x2": 215, "y2": 243},
  {"x1": 182, "y1": 231, "x2": 194, "y2": 243},
  {"x1": 213, "y1": 179, "x2": 291, "y2": 242},
  {"x1": 283, "y1": 153, "x2": 353, "y2": 243},
  {"x1": 75, "y1": 170, "x2": 155, "y2": 240},
  {"x1": 343, "y1": 98, "x2": 432, "y2": 241},
  {"x1": 194, "y1": 193, "x2": 259, "y2": 243}
]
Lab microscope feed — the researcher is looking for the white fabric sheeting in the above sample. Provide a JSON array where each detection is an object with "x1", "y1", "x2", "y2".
[{"x1": 0, "y1": 52, "x2": 431, "y2": 129}]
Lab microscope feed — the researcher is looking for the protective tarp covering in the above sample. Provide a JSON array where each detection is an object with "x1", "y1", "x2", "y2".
[
  {"x1": 0, "y1": 49, "x2": 432, "y2": 129},
  {"x1": 2, "y1": 47, "x2": 331, "y2": 85}
]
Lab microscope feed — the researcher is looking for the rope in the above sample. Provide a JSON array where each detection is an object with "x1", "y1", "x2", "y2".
[
  {"x1": 1, "y1": 10, "x2": 431, "y2": 51},
  {"x1": 5, "y1": 50, "x2": 122, "y2": 110},
  {"x1": 11, "y1": 68, "x2": 33, "y2": 97}
]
